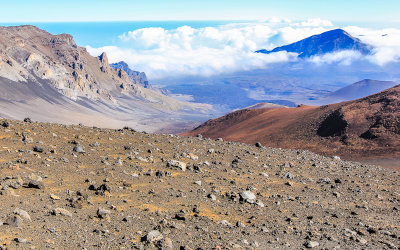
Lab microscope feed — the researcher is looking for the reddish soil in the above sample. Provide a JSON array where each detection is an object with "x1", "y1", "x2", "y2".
[{"x1": 183, "y1": 85, "x2": 400, "y2": 170}]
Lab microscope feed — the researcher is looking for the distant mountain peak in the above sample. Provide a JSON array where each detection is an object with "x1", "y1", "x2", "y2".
[{"x1": 256, "y1": 28, "x2": 373, "y2": 58}]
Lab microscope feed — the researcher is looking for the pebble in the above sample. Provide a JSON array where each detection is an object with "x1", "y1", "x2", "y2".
[
  {"x1": 5, "y1": 215, "x2": 23, "y2": 227},
  {"x1": 14, "y1": 208, "x2": 31, "y2": 221},
  {"x1": 52, "y1": 208, "x2": 72, "y2": 217},
  {"x1": 305, "y1": 240, "x2": 320, "y2": 248},
  {"x1": 239, "y1": 190, "x2": 257, "y2": 204},
  {"x1": 167, "y1": 160, "x2": 187, "y2": 171},
  {"x1": 144, "y1": 230, "x2": 163, "y2": 242}
]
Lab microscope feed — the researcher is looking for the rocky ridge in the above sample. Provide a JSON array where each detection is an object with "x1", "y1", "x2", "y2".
[
  {"x1": 0, "y1": 25, "x2": 213, "y2": 132},
  {"x1": 0, "y1": 119, "x2": 398, "y2": 249},
  {"x1": 110, "y1": 61, "x2": 151, "y2": 89}
]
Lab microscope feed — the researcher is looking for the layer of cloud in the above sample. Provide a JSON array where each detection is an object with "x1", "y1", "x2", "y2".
[{"x1": 86, "y1": 19, "x2": 400, "y2": 79}]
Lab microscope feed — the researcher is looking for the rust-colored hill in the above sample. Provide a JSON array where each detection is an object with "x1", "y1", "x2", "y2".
[{"x1": 183, "y1": 85, "x2": 400, "y2": 169}]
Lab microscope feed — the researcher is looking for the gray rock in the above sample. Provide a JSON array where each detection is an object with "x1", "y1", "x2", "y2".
[
  {"x1": 14, "y1": 238, "x2": 27, "y2": 243},
  {"x1": 73, "y1": 145, "x2": 86, "y2": 153},
  {"x1": 97, "y1": 207, "x2": 111, "y2": 219},
  {"x1": 283, "y1": 172, "x2": 295, "y2": 179},
  {"x1": 305, "y1": 241, "x2": 319, "y2": 248},
  {"x1": 33, "y1": 145, "x2": 45, "y2": 153},
  {"x1": 5, "y1": 215, "x2": 23, "y2": 227},
  {"x1": 219, "y1": 220, "x2": 233, "y2": 227},
  {"x1": 167, "y1": 160, "x2": 187, "y2": 171},
  {"x1": 28, "y1": 180, "x2": 45, "y2": 189},
  {"x1": 163, "y1": 237, "x2": 173, "y2": 250},
  {"x1": 52, "y1": 208, "x2": 72, "y2": 217},
  {"x1": 144, "y1": 230, "x2": 163, "y2": 242},
  {"x1": 207, "y1": 194, "x2": 217, "y2": 201},
  {"x1": 318, "y1": 177, "x2": 331, "y2": 184},
  {"x1": 239, "y1": 191, "x2": 257, "y2": 204},
  {"x1": 13, "y1": 208, "x2": 31, "y2": 221}
]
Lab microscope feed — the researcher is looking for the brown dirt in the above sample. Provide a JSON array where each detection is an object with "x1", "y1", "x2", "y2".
[
  {"x1": 183, "y1": 85, "x2": 400, "y2": 171},
  {"x1": 0, "y1": 119, "x2": 399, "y2": 249}
]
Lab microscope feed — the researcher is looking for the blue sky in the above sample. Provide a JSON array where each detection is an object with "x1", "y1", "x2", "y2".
[{"x1": 1, "y1": 0, "x2": 399, "y2": 23}]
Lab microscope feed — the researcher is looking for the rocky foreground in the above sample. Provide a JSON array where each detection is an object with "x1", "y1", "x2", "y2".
[{"x1": 0, "y1": 119, "x2": 399, "y2": 249}]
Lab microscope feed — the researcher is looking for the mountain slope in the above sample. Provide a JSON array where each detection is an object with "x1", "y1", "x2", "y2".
[
  {"x1": 183, "y1": 85, "x2": 400, "y2": 166},
  {"x1": 256, "y1": 29, "x2": 372, "y2": 58},
  {"x1": 323, "y1": 79, "x2": 398, "y2": 102},
  {"x1": 0, "y1": 25, "x2": 213, "y2": 132}
]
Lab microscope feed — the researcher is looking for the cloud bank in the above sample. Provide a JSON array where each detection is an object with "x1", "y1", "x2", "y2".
[{"x1": 86, "y1": 19, "x2": 400, "y2": 79}]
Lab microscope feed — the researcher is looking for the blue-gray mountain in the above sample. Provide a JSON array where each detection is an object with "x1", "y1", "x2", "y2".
[
  {"x1": 110, "y1": 61, "x2": 150, "y2": 88},
  {"x1": 324, "y1": 79, "x2": 398, "y2": 102},
  {"x1": 256, "y1": 29, "x2": 373, "y2": 58}
]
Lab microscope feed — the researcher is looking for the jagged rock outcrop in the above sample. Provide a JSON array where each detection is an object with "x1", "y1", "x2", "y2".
[
  {"x1": 0, "y1": 25, "x2": 156, "y2": 102},
  {"x1": 110, "y1": 61, "x2": 150, "y2": 88}
]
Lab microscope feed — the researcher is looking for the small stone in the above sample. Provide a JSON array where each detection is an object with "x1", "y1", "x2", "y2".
[
  {"x1": 73, "y1": 145, "x2": 85, "y2": 153},
  {"x1": 357, "y1": 238, "x2": 367, "y2": 244},
  {"x1": 167, "y1": 160, "x2": 187, "y2": 171},
  {"x1": 218, "y1": 220, "x2": 233, "y2": 227},
  {"x1": 194, "y1": 181, "x2": 202, "y2": 186},
  {"x1": 50, "y1": 194, "x2": 60, "y2": 200},
  {"x1": 283, "y1": 172, "x2": 295, "y2": 179},
  {"x1": 255, "y1": 142, "x2": 263, "y2": 148},
  {"x1": 239, "y1": 191, "x2": 257, "y2": 204},
  {"x1": 14, "y1": 238, "x2": 27, "y2": 243},
  {"x1": 262, "y1": 172, "x2": 269, "y2": 177},
  {"x1": 163, "y1": 237, "x2": 173, "y2": 250},
  {"x1": 28, "y1": 180, "x2": 45, "y2": 189},
  {"x1": 305, "y1": 241, "x2": 319, "y2": 248},
  {"x1": 207, "y1": 193, "x2": 217, "y2": 201},
  {"x1": 5, "y1": 215, "x2": 23, "y2": 227},
  {"x1": 144, "y1": 230, "x2": 163, "y2": 242},
  {"x1": 14, "y1": 208, "x2": 31, "y2": 221},
  {"x1": 97, "y1": 207, "x2": 111, "y2": 219},
  {"x1": 52, "y1": 208, "x2": 72, "y2": 217},
  {"x1": 188, "y1": 153, "x2": 199, "y2": 161},
  {"x1": 33, "y1": 145, "x2": 45, "y2": 153},
  {"x1": 175, "y1": 212, "x2": 186, "y2": 221},
  {"x1": 1, "y1": 120, "x2": 9, "y2": 127},
  {"x1": 236, "y1": 221, "x2": 246, "y2": 228},
  {"x1": 318, "y1": 177, "x2": 331, "y2": 184}
]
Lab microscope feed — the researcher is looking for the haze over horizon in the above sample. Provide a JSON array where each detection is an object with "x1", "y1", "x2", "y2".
[{"x1": 1, "y1": 0, "x2": 399, "y2": 23}]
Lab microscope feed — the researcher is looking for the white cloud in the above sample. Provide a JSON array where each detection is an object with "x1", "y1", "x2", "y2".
[
  {"x1": 344, "y1": 26, "x2": 400, "y2": 65},
  {"x1": 308, "y1": 50, "x2": 363, "y2": 66},
  {"x1": 85, "y1": 20, "x2": 400, "y2": 79}
]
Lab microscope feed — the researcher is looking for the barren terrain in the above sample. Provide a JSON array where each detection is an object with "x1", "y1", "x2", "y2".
[
  {"x1": 184, "y1": 85, "x2": 400, "y2": 170},
  {"x1": 0, "y1": 119, "x2": 399, "y2": 249}
]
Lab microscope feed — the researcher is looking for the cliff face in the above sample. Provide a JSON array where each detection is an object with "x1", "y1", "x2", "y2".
[
  {"x1": 0, "y1": 25, "x2": 213, "y2": 132},
  {"x1": 0, "y1": 25, "x2": 153, "y2": 102}
]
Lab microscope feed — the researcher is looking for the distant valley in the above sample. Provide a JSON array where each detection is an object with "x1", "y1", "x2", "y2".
[{"x1": 156, "y1": 29, "x2": 400, "y2": 112}]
